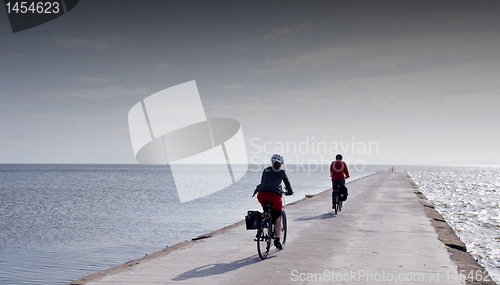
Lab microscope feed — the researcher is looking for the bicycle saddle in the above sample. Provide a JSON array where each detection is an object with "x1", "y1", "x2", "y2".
[{"x1": 262, "y1": 201, "x2": 273, "y2": 212}]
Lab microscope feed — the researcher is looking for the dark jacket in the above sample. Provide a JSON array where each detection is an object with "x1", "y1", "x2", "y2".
[{"x1": 253, "y1": 166, "x2": 293, "y2": 197}]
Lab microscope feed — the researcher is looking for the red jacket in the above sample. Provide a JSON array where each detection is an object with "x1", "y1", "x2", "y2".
[{"x1": 330, "y1": 160, "x2": 350, "y2": 181}]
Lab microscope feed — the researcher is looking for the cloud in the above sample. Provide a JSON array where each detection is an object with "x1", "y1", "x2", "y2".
[
  {"x1": 288, "y1": 46, "x2": 360, "y2": 66},
  {"x1": 263, "y1": 28, "x2": 292, "y2": 40},
  {"x1": 265, "y1": 58, "x2": 288, "y2": 65},
  {"x1": 154, "y1": 63, "x2": 169, "y2": 71},
  {"x1": 250, "y1": 67, "x2": 295, "y2": 74},
  {"x1": 203, "y1": 97, "x2": 272, "y2": 121},
  {"x1": 53, "y1": 36, "x2": 129, "y2": 50},
  {"x1": 284, "y1": 32, "x2": 500, "y2": 69},
  {"x1": 262, "y1": 23, "x2": 312, "y2": 40},
  {"x1": 297, "y1": 22, "x2": 312, "y2": 30},
  {"x1": 53, "y1": 37, "x2": 92, "y2": 48},
  {"x1": 220, "y1": 83, "x2": 247, "y2": 89},
  {"x1": 251, "y1": 68, "x2": 279, "y2": 74},
  {"x1": 47, "y1": 86, "x2": 150, "y2": 100},
  {"x1": 78, "y1": 77, "x2": 109, "y2": 83},
  {"x1": 263, "y1": 58, "x2": 500, "y2": 113},
  {"x1": 10, "y1": 134, "x2": 29, "y2": 139},
  {"x1": 11, "y1": 54, "x2": 26, "y2": 58}
]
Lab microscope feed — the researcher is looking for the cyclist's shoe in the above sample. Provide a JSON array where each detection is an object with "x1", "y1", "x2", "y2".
[{"x1": 274, "y1": 238, "x2": 283, "y2": 250}]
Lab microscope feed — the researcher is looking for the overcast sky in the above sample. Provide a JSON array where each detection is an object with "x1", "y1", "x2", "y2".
[{"x1": 1, "y1": 0, "x2": 499, "y2": 165}]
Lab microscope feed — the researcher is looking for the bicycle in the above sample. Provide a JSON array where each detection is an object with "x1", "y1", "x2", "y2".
[
  {"x1": 332, "y1": 188, "x2": 342, "y2": 214},
  {"x1": 255, "y1": 201, "x2": 287, "y2": 260}
]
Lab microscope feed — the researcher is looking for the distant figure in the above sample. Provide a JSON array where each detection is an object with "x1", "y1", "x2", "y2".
[
  {"x1": 330, "y1": 154, "x2": 350, "y2": 208},
  {"x1": 253, "y1": 154, "x2": 293, "y2": 250}
]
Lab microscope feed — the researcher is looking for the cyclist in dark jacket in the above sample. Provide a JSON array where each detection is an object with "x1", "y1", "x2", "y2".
[{"x1": 253, "y1": 154, "x2": 293, "y2": 250}]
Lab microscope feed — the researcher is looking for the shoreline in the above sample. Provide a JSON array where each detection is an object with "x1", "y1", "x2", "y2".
[
  {"x1": 68, "y1": 171, "x2": 495, "y2": 285},
  {"x1": 406, "y1": 172, "x2": 497, "y2": 285}
]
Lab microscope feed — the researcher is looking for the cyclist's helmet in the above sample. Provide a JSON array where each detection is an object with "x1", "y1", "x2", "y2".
[
  {"x1": 336, "y1": 154, "x2": 343, "y2": 160},
  {"x1": 271, "y1": 154, "x2": 284, "y2": 164}
]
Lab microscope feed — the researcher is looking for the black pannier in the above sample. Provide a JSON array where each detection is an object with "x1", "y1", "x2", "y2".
[
  {"x1": 340, "y1": 185, "x2": 348, "y2": 201},
  {"x1": 245, "y1": 210, "x2": 261, "y2": 230}
]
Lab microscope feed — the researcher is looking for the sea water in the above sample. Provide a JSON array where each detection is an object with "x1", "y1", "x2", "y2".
[
  {"x1": 406, "y1": 165, "x2": 500, "y2": 282},
  {"x1": 0, "y1": 163, "x2": 382, "y2": 285}
]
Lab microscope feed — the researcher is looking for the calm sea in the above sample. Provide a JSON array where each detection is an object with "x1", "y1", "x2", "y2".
[{"x1": 0, "y1": 163, "x2": 382, "y2": 285}]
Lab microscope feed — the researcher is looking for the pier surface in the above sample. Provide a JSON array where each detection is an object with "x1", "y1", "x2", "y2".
[{"x1": 72, "y1": 172, "x2": 493, "y2": 285}]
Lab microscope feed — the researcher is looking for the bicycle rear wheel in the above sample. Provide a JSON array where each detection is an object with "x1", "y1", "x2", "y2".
[
  {"x1": 257, "y1": 217, "x2": 273, "y2": 260},
  {"x1": 281, "y1": 210, "x2": 287, "y2": 248},
  {"x1": 334, "y1": 192, "x2": 339, "y2": 214}
]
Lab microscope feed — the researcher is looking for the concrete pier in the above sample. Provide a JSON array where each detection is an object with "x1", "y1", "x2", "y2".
[{"x1": 70, "y1": 172, "x2": 495, "y2": 285}]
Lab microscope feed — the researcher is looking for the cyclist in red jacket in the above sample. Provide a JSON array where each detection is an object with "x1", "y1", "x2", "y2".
[{"x1": 330, "y1": 154, "x2": 350, "y2": 208}]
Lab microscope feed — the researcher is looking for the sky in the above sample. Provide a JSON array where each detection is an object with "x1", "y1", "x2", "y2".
[{"x1": 1, "y1": 0, "x2": 500, "y2": 166}]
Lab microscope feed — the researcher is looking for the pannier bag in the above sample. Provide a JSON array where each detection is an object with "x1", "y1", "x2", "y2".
[
  {"x1": 340, "y1": 185, "x2": 348, "y2": 201},
  {"x1": 245, "y1": 210, "x2": 261, "y2": 230}
]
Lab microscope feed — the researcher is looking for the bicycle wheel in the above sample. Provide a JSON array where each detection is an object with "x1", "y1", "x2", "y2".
[
  {"x1": 257, "y1": 217, "x2": 273, "y2": 260},
  {"x1": 281, "y1": 210, "x2": 287, "y2": 248},
  {"x1": 334, "y1": 192, "x2": 339, "y2": 214}
]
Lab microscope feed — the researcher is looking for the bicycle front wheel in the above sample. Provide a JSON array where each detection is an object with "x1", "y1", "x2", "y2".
[
  {"x1": 257, "y1": 218, "x2": 273, "y2": 260},
  {"x1": 281, "y1": 210, "x2": 287, "y2": 248}
]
